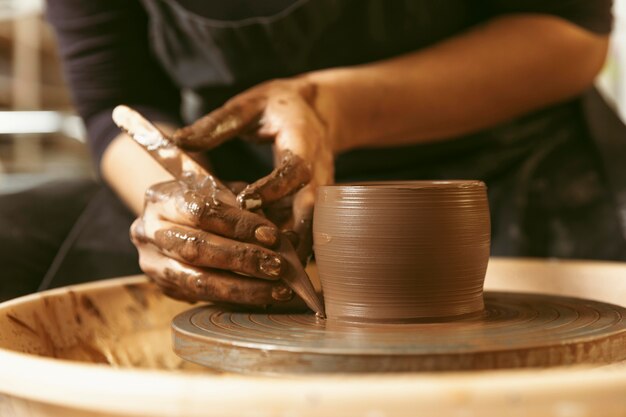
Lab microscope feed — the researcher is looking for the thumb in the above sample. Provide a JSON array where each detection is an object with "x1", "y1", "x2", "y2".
[{"x1": 173, "y1": 96, "x2": 264, "y2": 151}]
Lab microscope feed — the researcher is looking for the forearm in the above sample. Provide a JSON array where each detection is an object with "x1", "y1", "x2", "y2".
[
  {"x1": 307, "y1": 15, "x2": 609, "y2": 153},
  {"x1": 101, "y1": 127, "x2": 175, "y2": 215}
]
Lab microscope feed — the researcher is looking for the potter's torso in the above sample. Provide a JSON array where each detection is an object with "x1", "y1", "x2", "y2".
[
  {"x1": 138, "y1": 0, "x2": 597, "y2": 180},
  {"x1": 139, "y1": 0, "x2": 481, "y2": 104},
  {"x1": 136, "y1": 0, "x2": 599, "y2": 184}
]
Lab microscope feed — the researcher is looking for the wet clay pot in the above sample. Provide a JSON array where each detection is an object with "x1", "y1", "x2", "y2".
[{"x1": 313, "y1": 181, "x2": 491, "y2": 322}]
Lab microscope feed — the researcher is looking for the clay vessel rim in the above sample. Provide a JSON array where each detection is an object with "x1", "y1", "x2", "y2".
[{"x1": 321, "y1": 180, "x2": 485, "y2": 191}]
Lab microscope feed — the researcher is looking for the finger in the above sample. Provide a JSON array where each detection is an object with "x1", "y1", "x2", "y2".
[
  {"x1": 138, "y1": 242, "x2": 294, "y2": 306},
  {"x1": 146, "y1": 181, "x2": 279, "y2": 247},
  {"x1": 172, "y1": 95, "x2": 264, "y2": 151},
  {"x1": 237, "y1": 151, "x2": 312, "y2": 210},
  {"x1": 154, "y1": 224, "x2": 283, "y2": 280},
  {"x1": 141, "y1": 216, "x2": 284, "y2": 280},
  {"x1": 291, "y1": 186, "x2": 315, "y2": 264}
]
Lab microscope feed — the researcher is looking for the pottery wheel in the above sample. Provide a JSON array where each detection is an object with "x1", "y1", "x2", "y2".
[{"x1": 172, "y1": 292, "x2": 626, "y2": 374}]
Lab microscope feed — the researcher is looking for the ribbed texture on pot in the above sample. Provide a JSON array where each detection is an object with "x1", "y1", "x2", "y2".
[{"x1": 313, "y1": 181, "x2": 490, "y2": 322}]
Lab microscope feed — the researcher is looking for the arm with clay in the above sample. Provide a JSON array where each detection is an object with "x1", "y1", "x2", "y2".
[
  {"x1": 47, "y1": 0, "x2": 299, "y2": 307},
  {"x1": 308, "y1": 14, "x2": 610, "y2": 152},
  {"x1": 46, "y1": 0, "x2": 182, "y2": 214}
]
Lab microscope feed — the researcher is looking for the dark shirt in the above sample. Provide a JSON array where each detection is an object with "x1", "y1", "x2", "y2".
[{"x1": 46, "y1": 0, "x2": 612, "y2": 167}]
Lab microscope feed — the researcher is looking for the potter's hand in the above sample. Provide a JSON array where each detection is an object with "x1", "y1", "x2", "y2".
[
  {"x1": 173, "y1": 78, "x2": 335, "y2": 262},
  {"x1": 130, "y1": 180, "x2": 297, "y2": 306}
]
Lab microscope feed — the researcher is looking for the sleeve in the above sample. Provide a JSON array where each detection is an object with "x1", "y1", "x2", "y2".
[
  {"x1": 487, "y1": 0, "x2": 613, "y2": 34},
  {"x1": 46, "y1": 0, "x2": 182, "y2": 168}
]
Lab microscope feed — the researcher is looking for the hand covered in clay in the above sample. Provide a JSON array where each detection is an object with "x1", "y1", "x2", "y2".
[
  {"x1": 173, "y1": 78, "x2": 335, "y2": 262},
  {"x1": 131, "y1": 180, "x2": 298, "y2": 307}
]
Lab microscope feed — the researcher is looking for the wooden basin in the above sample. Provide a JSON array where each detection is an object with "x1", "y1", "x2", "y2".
[{"x1": 1, "y1": 258, "x2": 626, "y2": 416}]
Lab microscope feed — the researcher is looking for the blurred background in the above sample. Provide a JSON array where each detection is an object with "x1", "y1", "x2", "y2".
[
  {"x1": 0, "y1": 0, "x2": 625, "y2": 195},
  {"x1": 0, "y1": 0, "x2": 89, "y2": 194}
]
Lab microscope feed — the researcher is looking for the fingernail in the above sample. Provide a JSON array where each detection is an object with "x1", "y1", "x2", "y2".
[
  {"x1": 255, "y1": 225, "x2": 278, "y2": 246},
  {"x1": 272, "y1": 284, "x2": 293, "y2": 301},
  {"x1": 259, "y1": 254, "x2": 282, "y2": 278},
  {"x1": 237, "y1": 191, "x2": 262, "y2": 210}
]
